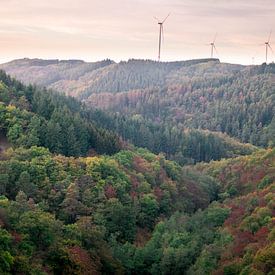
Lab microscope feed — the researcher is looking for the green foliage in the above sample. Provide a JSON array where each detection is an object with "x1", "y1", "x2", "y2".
[
  {"x1": 0, "y1": 70, "x2": 121, "y2": 157},
  {"x1": 3, "y1": 60, "x2": 270, "y2": 164},
  {"x1": 90, "y1": 111, "x2": 257, "y2": 164},
  {"x1": 0, "y1": 228, "x2": 14, "y2": 274},
  {"x1": 99, "y1": 198, "x2": 136, "y2": 242},
  {"x1": 137, "y1": 194, "x2": 159, "y2": 229},
  {"x1": 0, "y1": 68, "x2": 274, "y2": 274},
  {"x1": 17, "y1": 210, "x2": 62, "y2": 249},
  {"x1": 0, "y1": 143, "x2": 221, "y2": 274},
  {"x1": 112, "y1": 203, "x2": 230, "y2": 274},
  {"x1": 258, "y1": 176, "x2": 272, "y2": 189}
]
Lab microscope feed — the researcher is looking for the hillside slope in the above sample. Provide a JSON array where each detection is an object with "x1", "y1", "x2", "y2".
[
  {"x1": 190, "y1": 149, "x2": 275, "y2": 274},
  {"x1": 110, "y1": 149, "x2": 275, "y2": 274},
  {"x1": 0, "y1": 71, "x2": 274, "y2": 274},
  {"x1": 0, "y1": 58, "x2": 221, "y2": 98},
  {"x1": 0, "y1": 69, "x2": 257, "y2": 164},
  {"x1": 1, "y1": 59, "x2": 273, "y2": 151},
  {"x1": 0, "y1": 70, "x2": 121, "y2": 157},
  {"x1": 0, "y1": 145, "x2": 220, "y2": 274},
  {"x1": 86, "y1": 62, "x2": 275, "y2": 148}
]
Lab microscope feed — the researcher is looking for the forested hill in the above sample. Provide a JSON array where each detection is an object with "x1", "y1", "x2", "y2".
[
  {"x1": 85, "y1": 62, "x2": 275, "y2": 148},
  {"x1": 0, "y1": 70, "x2": 121, "y2": 157},
  {"x1": 0, "y1": 69, "x2": 258, "y2": 164},
  {"x1": 85, "y1": 61, "x2": 273, "y2": 163},
  {"x1": 0, "y1": 58, "x2": 220, "y2": 98},
  {"x1": 0, "y1": 145, "x2": 274, "y2": 274},
  {"x1": 0, "y1": 68, "x2": 274, "y2": 274},
  {"x1": 1, "y1": 59, "x2": 274, "y2": 154},
  {"x1": 85, "y1": 61, "x2": 274, "y2": 159}
]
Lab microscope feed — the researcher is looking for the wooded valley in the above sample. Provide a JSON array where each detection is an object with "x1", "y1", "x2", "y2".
[{"x1": 0, "y1": 59, "x2": 274, "y2": 274}]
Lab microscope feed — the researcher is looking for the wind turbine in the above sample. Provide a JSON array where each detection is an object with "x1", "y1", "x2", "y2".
[
  {"x1": 154, "y1": 13, "x2": 170, "y2": 61},
  {"x1": 209, "y1": 33, "x2": 218, "y2": 58},
  {"x1": 264, "y1": 31, "x2": 273, "y2": 63}
]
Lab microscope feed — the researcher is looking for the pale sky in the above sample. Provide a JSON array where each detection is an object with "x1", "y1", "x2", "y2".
[{"x1": 0, "y1": 0, "x2": 274, "y2": 65}]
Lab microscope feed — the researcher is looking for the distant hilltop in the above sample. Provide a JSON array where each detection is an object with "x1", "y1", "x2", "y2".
[
  {"x1": 9, "y1": 58, "x2": 87, "y2": 66},
  {"x1": 1, "y1": 57, "x2": 272, "y2": 101},
  {"x1": 1, "y1": 57, "x2": 221, "y2": 70},
  {"x1": 0, "y1": 57, "x2": 230, "y2": 99}
]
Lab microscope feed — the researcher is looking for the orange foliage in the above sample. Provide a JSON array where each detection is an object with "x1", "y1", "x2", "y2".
[
  {"x1": 68, "y1": 245, "x2": 101, "y2": 275},
  {"x1": 132, "y1": 156, "x2": 152, "y2": 174}
]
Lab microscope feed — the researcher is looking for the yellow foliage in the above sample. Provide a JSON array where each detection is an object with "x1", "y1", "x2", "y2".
[
  {"x1": 6, "y1": 104, "x2": 16, "y2": 112},
  {"x1": 85, "y1": 156, "x2": 102, "y2": 166}
]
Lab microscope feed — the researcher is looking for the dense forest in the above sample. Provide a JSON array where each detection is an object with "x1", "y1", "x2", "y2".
[
  {"x1": 0, "y1": 58, "x2": 219, "y2": 98},
  {"x1": 0, "y1": 69, "x2": 257, "y2": 164},
  {"x1": 87, "y1": 110, "x2": 257, "y2": 164},
  {"x1": 85, "y1": 62, "x2": 275, "y2": 148},
  {"x1": 1, "y1": 59, "x2": 274, "y2": 164},
  {"x1": 85, "y1": 61, "x2": 274, "y2": 164},
  {"x1": 0, "y1": 65, "x2": 274, "y2": 274},
  {"x1": 0, "y1": 136, "x2": 274, "y2": 273},
  {"x1": 0, "y1": 70, "x2": 121, "y2": 156}
]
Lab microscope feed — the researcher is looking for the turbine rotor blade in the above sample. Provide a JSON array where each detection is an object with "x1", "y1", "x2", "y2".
[
  {"x1": 268, "y1": 44, "x2": 274, "y2": 54},
  {"x1": 162, "y1": 13, "x2": 170, "y2": 24},
  {"x1": 213, "y1": 44, "x2": 219, "y2": 55},
  {"x1": 268, "y1": 30, "x2": 272, "y2": 43},
  {"x1": 213, "y1": 32, "x2": 217, "y2": 43},
  {"x1": 153, "y1": 16, "x2": 160, "y2": 22}
]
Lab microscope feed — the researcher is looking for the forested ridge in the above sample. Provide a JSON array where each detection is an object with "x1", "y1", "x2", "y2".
[
  {"x1": 86, "y1": 62, "x2": 275, "y2": 148},
  {"x1": 0, "y1": 58, "x2": 219, "y2": 98},
  {"x1": 0, "y1": 66, "x2": 274, "y2": 274},
  {"x1": 0, "y1": 69, "x2": 257, "y2": 164},
  {"x1": 1, "y1": 59, "x2": 274, "y2": 164},
  {"x1": 0, "y1": 70, "x2": 121, "y2": 156}
]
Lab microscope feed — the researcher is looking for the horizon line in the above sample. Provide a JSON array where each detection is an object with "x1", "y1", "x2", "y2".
[{"x1": 1, "y1": 56, "x2": 274, "y2": 66}]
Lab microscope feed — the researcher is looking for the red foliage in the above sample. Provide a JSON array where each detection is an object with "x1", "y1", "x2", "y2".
[
  {"x1": 130, "y1": 175, "x2": 139, "y2": 189},
  {"x1": 183, "y1": 180, "x2": 209, "y2": 209},
  {"x1": 68, "y1": 245, "x2": 100, "y2": 275},
  {"x1": 240, "y1": 171, "x2": 250, "y2": 185},
  {"x1": 132, "y1": 156, "x2": 151, "y2": 174},
  {"x1": 231, "y1": 164, "x2": 243, "y2": 174},
  {"x1": 258, "y1": 197, "x2": 267, "y2": 207},
  {"x1": 239, "y1": 168, "x2": 266, "y2": 190},
  {"x1": 104, "y1": 185, "x2": 116, "y2": 199},
  {"x1": 130, "y1": 191, "x2": 138, "y2": 200},
  {"x1": 11, "y1": 231, "x2": 22, "y2": 244},
  {"x1": 252, "y1": 169, "x2": 266, "y2": 182},
  {"x1": 224, "y1": 205, "x2": 246, "y2": 227},
  {"x1": 218, "y1": 172, "x2": 226, "y2": 183},
  {"x1": 232, "y1": 230, "x2": 254, "y2": 256},
  {"x1": 157, "y1": 168, "x2": 169, "y2": 184},
  {"x1": 212, "y1": 269, "x2": 225, "y2": 275},
  {"x1": 254, "y1": 226, "x2": 269, "y2": 246},
  {"x1": 134, "y1": 227, "x2": 152, "y2": 247}
]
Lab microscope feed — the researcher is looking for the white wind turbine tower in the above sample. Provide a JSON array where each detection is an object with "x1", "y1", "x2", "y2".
[
  {"x1": 209, "y1": 33, "x2": 218, "y2": 58},
  {"x1": 154, "y1": 13, "x2": 170, "y2": 61}
]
